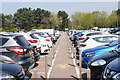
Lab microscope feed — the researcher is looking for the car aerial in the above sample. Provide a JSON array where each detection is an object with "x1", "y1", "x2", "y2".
[
  {"x1": 102, "y1": 57, "x2": 120, "y2": 80},
  {"x1": 82, "y1": 39, "x2": 120, "y2": 66},
  {"x1": 0, "y1": 34, "x2": 40, "y2": 62},
  {"x1": 88, "y1": 44, "x2": 120, "y2": 78},
  {"x1": 0, "y1": 59, "x2": 27, "y2": 80}
]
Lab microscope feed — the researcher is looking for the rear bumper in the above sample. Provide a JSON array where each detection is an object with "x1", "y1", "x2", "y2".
[
  {"x1": 34, "y1": 52, "x2": 40, "y2": 62},
  {"x1": 18, "y1": 57, "x2": 35, "y2": 72}
]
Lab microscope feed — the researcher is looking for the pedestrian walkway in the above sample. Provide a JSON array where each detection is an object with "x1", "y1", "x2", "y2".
[{"x1": 50, "y1": 32, "x2": 77, "y2": 79}]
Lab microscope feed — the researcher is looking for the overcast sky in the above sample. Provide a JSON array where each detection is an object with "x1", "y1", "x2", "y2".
[{"x1": 1, "y1": 0, "x2": 120, "y2": 17}]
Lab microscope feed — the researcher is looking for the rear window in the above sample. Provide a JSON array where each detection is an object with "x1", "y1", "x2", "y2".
[
  {"x1": 86, "y1": 32, "x2": 102, "y2": 36},
  {"x1": 93, "y1": 36, "x2": 118, "y2": 43},
  {"x1": 0, "y1": 38, "x2": 9, "y2": 46},
  {"x1": 30, "y1": 34, "x2": 39, "y2": 39},
  {"x1": 109, "y1": 39, "x2": 120, "y2": 46},
  {"x1": 14, "y1": 36, "x2": 30, "y2": 47}
]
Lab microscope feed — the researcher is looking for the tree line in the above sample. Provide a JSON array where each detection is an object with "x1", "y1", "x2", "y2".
[
  {"x1": 0, "y1": 7, "x2": 120, "y2": 31},
  {"x1": 71, "y1": 10, "x2": 120, "y2": 30}
]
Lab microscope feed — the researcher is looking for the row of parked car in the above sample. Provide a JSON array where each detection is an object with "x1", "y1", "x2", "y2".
[
  {"x1": 67, "y1": 28, "x2": 120, "y2": 79},
  {"x1": 0, "y1": 29, "x2": 61, "y2": 80}
]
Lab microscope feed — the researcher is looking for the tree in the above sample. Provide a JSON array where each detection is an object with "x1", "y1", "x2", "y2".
[
  {"x1": 100, "y1": 11, "x2": 108, "y2": 28},
  {"x1": 57, "y1": 10, "x2": 70, "y2": 31},
  {"x1": 14, "y1": 7, "x2": 35, "y2": 31},
  {"x1": 108, "y1": 11, "x2": 117, "y2": 28},
  {"x1": 92, "y1": 11, "x2": 101, "y2": 27},
  {"x1": 82, "y1": 13, "x2": 94, "y2": 29},
  {"x1": 117, "y1": 9, "x2": 120, "y2": 27}
]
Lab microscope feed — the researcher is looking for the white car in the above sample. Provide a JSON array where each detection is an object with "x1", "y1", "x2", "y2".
[
  {"x1": 76, "y1": 31, "x2": 109, "y2": 47},
  {"x1": 33, "y1": 33, "x2": 52, "y2": 53},
  {"x1": 77, "y1": 34, "x2": 119, "y2": 52}
]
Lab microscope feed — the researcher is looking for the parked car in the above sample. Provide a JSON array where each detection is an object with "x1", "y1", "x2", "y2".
[
  {"x1": 77, "y1": 34, "x2": 118, "y2": 54},
  {"x1": 82, "y1": 39, "x2": 120, "y2": 65},
  {"x1": 33, "y1": 33, "x2": 51, "y2": 53},
  {"x1": 0, "y1": 60, "x2": 26, "y2": 80},
  {"x1": 0, "y1": 46, "x2": 35, "y2": 73},
  {"x1": 88, "y1": 44, "x2": 120, "y2": 78},
  {"x1": 102, "y1": 57, "x2": 120, "y2": 80},
  {"x1": 76, "y1": 31, "x2": 109, "y2": 52},
  {"x1": 0, "y1": 34, "x2": 40, "y2": 62},
  {"x1": 108, "y1": 27, "x2": 120, "y2": 34}
]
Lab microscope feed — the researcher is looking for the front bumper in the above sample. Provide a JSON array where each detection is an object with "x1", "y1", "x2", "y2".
[{"x1": 89, "y1": 65, "x2": 105, "y2": 78}]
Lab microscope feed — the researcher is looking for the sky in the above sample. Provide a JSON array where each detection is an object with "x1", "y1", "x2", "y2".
[{"x1": 1, "y1": 0, "x2": 120, "y2": 18}]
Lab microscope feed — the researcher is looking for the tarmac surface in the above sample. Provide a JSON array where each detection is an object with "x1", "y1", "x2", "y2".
[
  {"x1": 29, "y1": 32, "x2": 87, "y2": 80},
  {"x1": 50, "y1": 32, "x2": 77, "y2": 79}
]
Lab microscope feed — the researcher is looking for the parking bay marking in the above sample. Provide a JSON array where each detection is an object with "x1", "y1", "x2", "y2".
[{"x1": 55, "y1": 64, "x2": 70, "y2": 69}]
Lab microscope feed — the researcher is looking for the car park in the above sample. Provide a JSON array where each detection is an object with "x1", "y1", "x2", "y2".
[
  {"x1": 102, "y1": 57, "x2": 120, "y2": 80},
  {"x1": 82, "y1": 39, "x2": 120, "y2": 65},
  {"x1": 88, "y1": 44, "x2": 120, "y2": 78}
]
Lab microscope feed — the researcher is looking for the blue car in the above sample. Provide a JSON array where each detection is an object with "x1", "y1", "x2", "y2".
[{"x1": 82, "y1": 39, "x2": 120, "y2": 65}]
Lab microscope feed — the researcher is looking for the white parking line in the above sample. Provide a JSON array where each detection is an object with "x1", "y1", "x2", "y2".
[{"x1": 47, "y1": 35, "x2": 61, "y2": 78}]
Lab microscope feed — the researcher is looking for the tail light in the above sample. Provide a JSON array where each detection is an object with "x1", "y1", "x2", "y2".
[
  {"x1": 28, "y1": 40, "x2": 38, "y2": 43},
  {"x1": 80, "y1": 44, "x2": 86, "y2": 47},
  {"x1": 79, "y1": 37, "x2": 84, "y2": 40},
  {"x1": 9, "y1": 48, "x2": 25, "y2": 55},
  {"x1": 46, "y1": 39, "x2": 50, "y2": 41},
  {"x1": 23, "y1": 68, "x2": 27, "y2": 71}
]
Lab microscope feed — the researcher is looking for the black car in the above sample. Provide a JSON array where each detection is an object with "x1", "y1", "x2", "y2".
[
  {"x1": 0, "y1": 34, "x2": 40, "y2": 62},
  {"x1": 0, "y1": 58, "x2": 26, "y2": 80},
  {"x1": 108, "y1": 27, "x2": 120, "y2": 34},
  {"x1": 88, "y1": 45, "x2": 120, "y2": 78},
  {"x1": 0, "y1": 46, "x2": 35, "y2": 73},
  {"x1": 102, "y1": 57, "x2": 120, "y2": 80}
]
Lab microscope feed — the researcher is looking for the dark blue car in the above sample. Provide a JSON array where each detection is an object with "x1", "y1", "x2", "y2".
[{"x1": 82, "y1": 39, "x2": 120, "y2": 65}]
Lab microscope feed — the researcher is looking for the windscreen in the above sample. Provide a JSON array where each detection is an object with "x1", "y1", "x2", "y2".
[{"x1": 30, "y1": 34, "x2": 39, "y2": 39}]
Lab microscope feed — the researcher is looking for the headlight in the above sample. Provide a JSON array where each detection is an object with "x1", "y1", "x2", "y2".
[
  {"x1": 85, "y1": 52, "x2": 95, "y2": 57},
  {"x1": 91, "y1": 59, "x2": 106, "y2": 66},
  {"x1": 0, "y1": 73, "x2": 15, "y2": 80}
]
